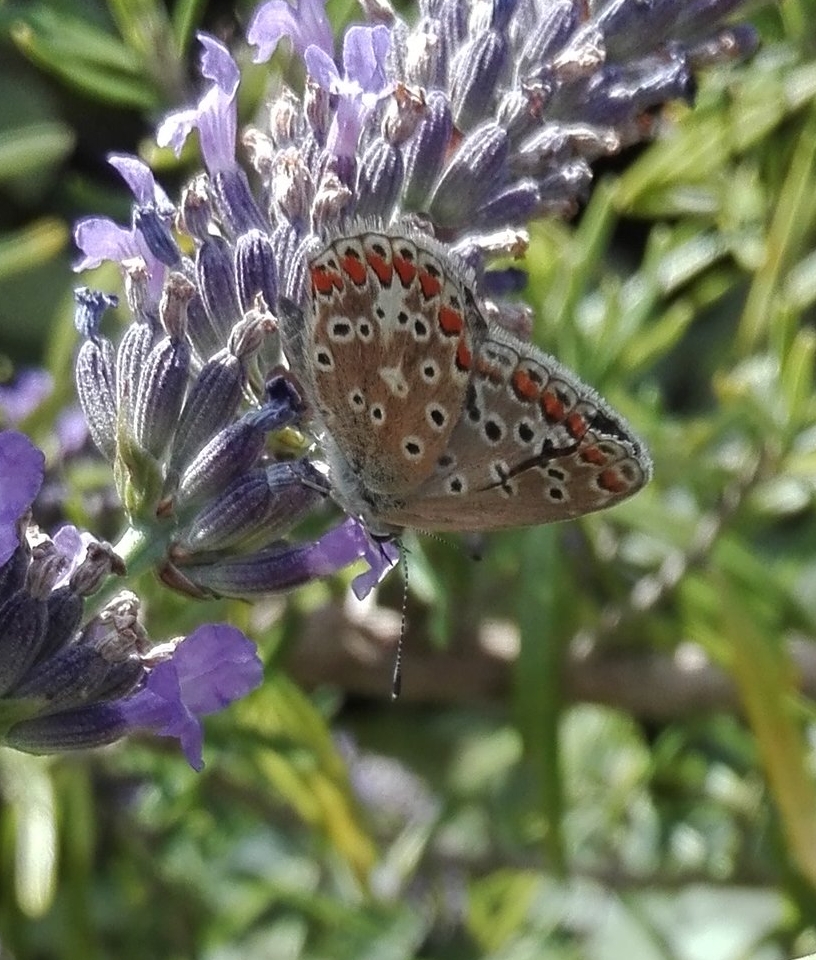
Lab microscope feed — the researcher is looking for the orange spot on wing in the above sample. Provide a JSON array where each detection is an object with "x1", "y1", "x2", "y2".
[
  {"x1": 340, "y1": 253, "x2": 367, "y2": 286},
  {"x1": 511, "y1": 369, "x2": 540, "y2": 402},
  {"x1": 566, "y1": 411, "x2": 588, "y2": 440},
  {"x1": 540, "y1": 390, "x2": 565, "y2": 422},
  {"x1": 455, "y1": 339, "x2": 472, "y2": 371},
  {"x1": 418, "y1": 268, "x2": 442, "y2": 299},
  {"x1": 393, "y1": 254, "x2": 417, "y2": 287},
  {"x1": 311, "y1": 264, "x2": 343, "y2": 296},
  {"x1": 476, "y1": 358, "x2": 504, "y2": 384},
  {"x1": 580, "y1": 445, "x2": 607, "y2": 466},
  {"x1": 438, "y1": 306, "x2": 464, "y2": 336},
  {"x1": 598, "y1": 467, "x2": 629, "y2": 494},
  {"x1": 366, "y1": 252, "x2": 393, "y2": 286}
]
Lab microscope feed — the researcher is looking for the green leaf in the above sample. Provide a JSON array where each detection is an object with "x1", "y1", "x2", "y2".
[
  {"x1": 0, "y1": 122, "x2": 75, "y2": 181},
  {"x1": 716, "y1": 583, "x2": 816, "y2": 889},
  {"x1": 514, "y1": 526, "x2": 568, "y2": 872},
  {"x1": 10, "y1": 14, "x2": 157, "y2": 108},
  {"x1": 0, "y1": 220, "x2": 69, "y2": 281}
]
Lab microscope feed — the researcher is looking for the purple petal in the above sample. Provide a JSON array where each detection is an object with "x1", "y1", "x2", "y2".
[
  {"x1": 51, "y1": 525, "x2": 97, "y2": 588},
  {"x1": 73, "y1": 219, "x2": 166, "y2": 303},
  {"x1": 155, "y1": 107, "x2": 200, "y2": 157},
  {"x1": 120, "y1": 624, "x2": 262, "y2": 770},
  {"x1": 305, "y1": 44, "x2": 341, "y2": 91},
  {"x1": 107, "y1": 153, "x2": 171, "y2": 210},
  {"x1": 310, "y1": 25, "x2": 392, "y2": 159},
  {"x1": 155, "y1": 34, "x2": 239, "y2": 174},
  {"x1": 0, "y1": 430, "x2": 45, "y2": 565},
  {"x1": 0, "y1": 369, "x2": 53, "y2": 426},
  {"x1": 327, "y1": 95, "x2": 366, "y2": 158},
  {"x1": 73, "y1": 217, "x2": 139, "y2": 271},
  {"x1": 171, "y1": 623, "x2": 263, "y2": 715},
  {"x1": 196, "y1": 86, "x2": 238, "y2": 173},
  {"x1": 55, "y1": 406, "x2": 90, "y2": 456},
  {"x1": 350, "y1": 527, "x2": 400, "y2": 599},
  {"x1": 342, "y1": 25, "x2": 390, "y2": 95},
  {"x1": 304, "y1": 517, "x2": 399, "y2": 599},
  {"x1": 198, "y1": 33, "x2": 240, "y2": 97},
  {"x1": 249, "y1": 0, "x2": 333, "y2": 62}
]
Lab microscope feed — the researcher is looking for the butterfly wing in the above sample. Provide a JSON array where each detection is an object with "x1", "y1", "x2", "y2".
[
  {"x1": 288, "y1": 231, "x2": 479, "y2": 499},
  {"x1": 377, "y1": 322, "x2": 651, "y2": 531}
]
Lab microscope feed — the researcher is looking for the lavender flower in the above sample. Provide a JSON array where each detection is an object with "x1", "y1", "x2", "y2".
[
  {"x1": 0, "y1": 370, "x2": 53, "y2": 427},
  {"x1": 0, "y1": 431, "x2": 262, "y2": 768},
  {"x1": 0, "y1": 430, "x2": 44, "y2": 566},
  {"x1": 71, "y1": 0, "x2": 753, "y2": 607}
]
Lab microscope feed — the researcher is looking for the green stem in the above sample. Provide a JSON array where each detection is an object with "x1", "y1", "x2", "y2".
[{"x1": 84, "y1": 524, "x2": 165, "y2": 618}]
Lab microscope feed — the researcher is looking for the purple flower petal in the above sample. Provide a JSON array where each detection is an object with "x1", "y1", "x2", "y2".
[
  {"x1": 249, "y1": 0, "x2": 333, "y2": 62},
  {"x1": 55, "y1": 406, "x2": 90, "y2": 456},
  {"x1": 0, "y1": 369, "x2": 53, "y2": 426},
  {"x1": 342, "y1": 25, "x2": 390, "y2": 96},
  {"x1": 73, "y1": 217, "x2": 140, "y2": 271},
  {"x1": 51, "y1": 525, "x2": 97, "y2": 588},
  {"x1": 74, "y1": 157, "x2": 172, "y2": 274},
  {"x1": 350, "y1": 526, "x2": 400, "y2": 599},
  {"x1": 0, "y1": 430, "x2": 45, "y2": 566},
  {"x1": 107, "y1": 153, "x2": 172, "y2": 211},
  {"x1": 156, "y1": 34, "x2": 239, "y2": 175},
  {"x1": 300, "y1": 517, "x2": 398, "y2": 599},
  {"x1": 199, "y1": 33, "x2": 240, "y2": 96},
  {"x1": 304, "y1": 44, "x2": 341, "y2": 90},
  {"x1": 306, "y1": 25, "x2": 391, "y2": 159},
  {"x1": 120, "y1": 624, "x2": 263, "y2": 770},
  {"x1": 328, "y1": 95, "x2": 367, "y2": 158}
]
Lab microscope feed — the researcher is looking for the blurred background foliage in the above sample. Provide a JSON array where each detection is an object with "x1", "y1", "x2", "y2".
[{"x1": 2, "y1": 0, "x2": 816, "y2": 957}]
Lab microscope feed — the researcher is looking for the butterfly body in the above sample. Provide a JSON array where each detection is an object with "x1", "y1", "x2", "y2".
[{"x1": 279, "y1": 226, "x2": 651, "y2": 536}]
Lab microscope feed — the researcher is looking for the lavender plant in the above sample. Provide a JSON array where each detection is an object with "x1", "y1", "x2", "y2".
[
  {"x1": 5, "y1": 0, "x2": 756, "y2": 779},
  {"x1": 10, "y1": 0, "x2": 816, "y2": 956}
]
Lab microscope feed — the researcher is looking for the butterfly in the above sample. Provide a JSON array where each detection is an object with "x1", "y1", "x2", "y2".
[{"x1": 278, "y1": 225, "x2": 651, "y2": 538}]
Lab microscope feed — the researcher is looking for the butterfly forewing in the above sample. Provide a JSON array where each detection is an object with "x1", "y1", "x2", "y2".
[{"x1": 307, "y1": 233, "x2": 475, "y2": 497}]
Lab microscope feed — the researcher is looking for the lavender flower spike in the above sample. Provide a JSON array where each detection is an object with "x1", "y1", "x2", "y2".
[
  {"x1": 5, "y1": 623, "x2": 262, "y2": 771},
  {"x1": 1, "y1": 464, "x2": 262, "y2": 769},
  {"x1": 170, "y1": 517, "x2": 399, "y2": 600}
]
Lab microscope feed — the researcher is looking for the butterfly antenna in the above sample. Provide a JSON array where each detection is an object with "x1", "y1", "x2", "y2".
[
  {"x1": 423, "y1": 529, "x2": 484, "y2": 562},
  {"x1": 391, "y1": 540, "x2": 409, "y2": 700}
]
